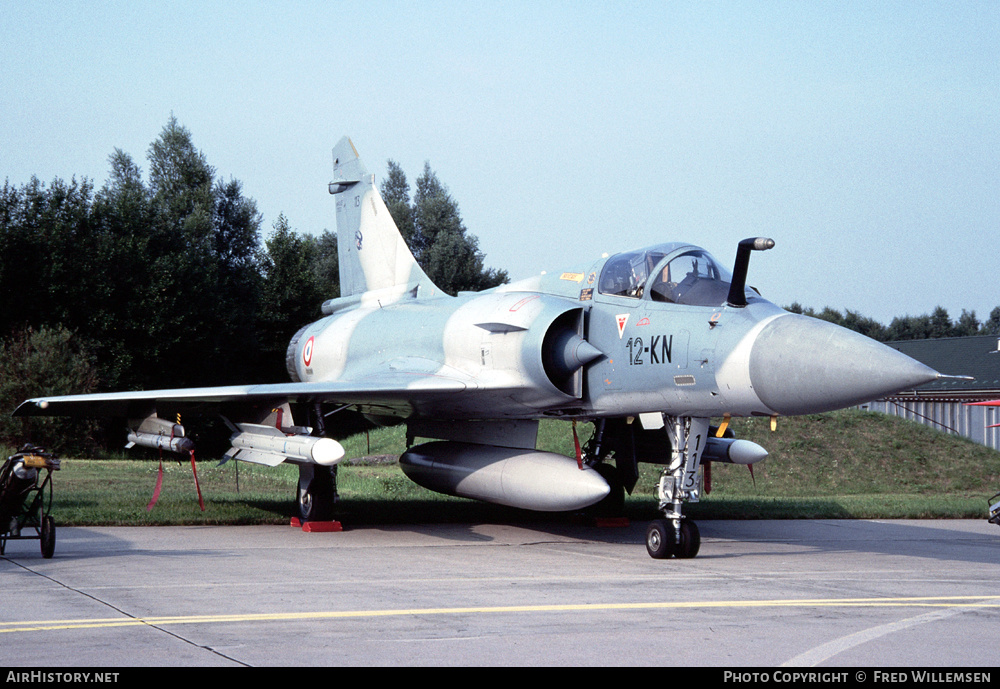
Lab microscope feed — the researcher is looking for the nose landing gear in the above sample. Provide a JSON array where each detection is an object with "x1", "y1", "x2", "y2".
[{"x1": 647, "y1": 415, "x2": 707, "y2": 559}]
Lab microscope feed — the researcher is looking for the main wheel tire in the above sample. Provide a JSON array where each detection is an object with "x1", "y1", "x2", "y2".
[
  {"x1": 645, "y1": 519, "x2": 675, "y2": 559},
  {"x1": 297, "y1": 465, "x2": 335, "y2": 522},
  {"x1": 40, "y1": 515, "x2": 55, "y2": 559}
]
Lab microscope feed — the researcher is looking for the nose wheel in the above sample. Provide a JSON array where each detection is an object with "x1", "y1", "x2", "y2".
[{"x1": 646, "y1": 518, "x2": 700, "y2": 559}]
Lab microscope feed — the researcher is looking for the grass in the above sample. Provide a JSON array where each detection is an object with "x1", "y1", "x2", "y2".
[{"x1": 5, "y1": 409, "x2": 999, "y2": 526}]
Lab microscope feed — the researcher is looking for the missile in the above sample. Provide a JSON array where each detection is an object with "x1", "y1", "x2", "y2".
[
  {"x1": 399, "y1": 441, "x2": 610, "y2": 511},
  {"x1": 126, "y1": 431, "x2": 195, "y2": 455},
  {"x1": 702, "y1": 436, "x2": 768, "y2": 465},
  {"x1": 126, "y1": 416, "x2": 195, "y2": 454},
  {"x1": 226, "y1": 423, "x2": 345, "y2": 467}
]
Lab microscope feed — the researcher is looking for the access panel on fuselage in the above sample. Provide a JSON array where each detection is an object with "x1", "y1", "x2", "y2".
[{"x1": 585, "y1": 294, "x2": 725, "y2": 414}]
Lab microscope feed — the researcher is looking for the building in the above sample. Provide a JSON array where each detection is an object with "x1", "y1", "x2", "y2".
[{"x1": 861, "y1": 335, "x2": 1000, "y2": 450}]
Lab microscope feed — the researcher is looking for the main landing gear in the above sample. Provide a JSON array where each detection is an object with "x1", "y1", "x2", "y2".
[
  {"x1": 295, "y1": 403, "x2": 339, "y2": 524},
  {"x1": 646, "y1": 415, "x2": 707, "y2": 559},
  {"x1": 297, "y1": 464, "x2": 337, "y2": 522}
]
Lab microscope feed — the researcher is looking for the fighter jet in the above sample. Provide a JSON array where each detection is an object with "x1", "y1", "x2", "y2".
[{"x1": 14, "y1": 137, "x2": 958, "y2": 558}]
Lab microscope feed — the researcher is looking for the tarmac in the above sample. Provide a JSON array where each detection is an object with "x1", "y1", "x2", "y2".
[{"x1": 1, "y1": 518, "x2": 998, "y2": 667}]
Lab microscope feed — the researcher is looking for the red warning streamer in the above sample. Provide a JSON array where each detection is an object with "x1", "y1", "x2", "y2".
[
  {"x1": 146, "y1": 461, "x2": 164, "y2": 512},
  {"x1": 189, "y1": 450, "x2": 205, "y2": 511},
  {"x1": 147, "y1": 428, "x2": 169, "y2": 511},
  {"x1": 146, "y1": 425, "x2": 204, "y2": 511},
  {"x1": 572, "y1": 420, "x2": 582, "y2": 470}
]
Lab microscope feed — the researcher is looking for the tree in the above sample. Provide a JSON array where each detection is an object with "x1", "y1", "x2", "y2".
[
  {"x1": 0, "y1": 326, "x2": 100, "y2": 452},
  {"x1": 306, "y1": 229, "x2": 340, "y2": 302},
  {"x1": 955, "y1": 309, "x2": 982, "y2": 337},
  {"x1": 209, "y1": 177, "x2": 264, "y2": 383},
  {"x1": 788, "y1": 303, "x2": 1000, "y2": 342},
  {"x1": 141, "y1": 117, "x2": 223, "y2": 385},
  {"x1": 88, "y1": 149, "x2": 156, "y2": 390},
  {"x1": 125, "y1": 117, "x2": 265, "y2": 387},
  {"x1": 983, "y1": 307, "x2": 1000, "y2": 336},
  {"x1": 382, "y1": 161, "x2": 507, "y2": 295},
  {"x1": 381, "y1": 161, "x2": 415, "y2": 248},
  {"x1": 887, "y1": 314, "x2": 933, "y2": 341},
  {"x1": 0, "y1": 118, "x2": 265, "y2": 392},
  {"x1": 257, "y1": 214, "x2": 324, "y2": 381},
  {"x1": 928, "y1": 306, "x2": 954, "y2": 339},
  {"x1": 0, "y1": 176, "x2": 100, "y2": 336},
  {"x1": 148, "y1": 115, "x2": 216, "y2": 239},
  {"x1": 841, "y1": 309, "x2": 888, "y2": 342}
]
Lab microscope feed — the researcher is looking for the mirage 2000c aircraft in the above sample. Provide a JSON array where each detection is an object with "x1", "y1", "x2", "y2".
[{"x1": 15, "y1": 137, "x2": 960, "y2": 559}]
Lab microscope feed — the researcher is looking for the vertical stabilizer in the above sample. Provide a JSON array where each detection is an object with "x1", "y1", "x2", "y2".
[{"x1": 329, "y1": 137, "x2": 440, "y2": 300}]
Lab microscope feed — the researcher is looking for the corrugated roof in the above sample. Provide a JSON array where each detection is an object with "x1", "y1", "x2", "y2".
[{"x1": 887, "y1": 335, "x2": 1000, "y2": 393}]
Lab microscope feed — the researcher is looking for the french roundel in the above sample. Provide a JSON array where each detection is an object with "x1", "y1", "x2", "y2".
[{"x1": 302, "y1": 336, "x2": 315, "y2": 367}]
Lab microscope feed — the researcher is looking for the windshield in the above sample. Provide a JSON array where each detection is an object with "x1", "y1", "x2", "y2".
[
  {"x1": 598, "y1": 249, "x2": 667, "y2": 298},
  {"x1": 648, "y1": 250, "x2": 733, "y2": 306}
]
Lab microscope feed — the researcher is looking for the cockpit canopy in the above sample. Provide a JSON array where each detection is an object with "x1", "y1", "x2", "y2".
[{"x1": 599, "y1": 245, "x2": 737, "y2": 307}]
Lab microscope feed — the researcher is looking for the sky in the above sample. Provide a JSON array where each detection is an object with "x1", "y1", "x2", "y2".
[{"x1": 3, "y1": 1, "x2": 998, "y2": 325}]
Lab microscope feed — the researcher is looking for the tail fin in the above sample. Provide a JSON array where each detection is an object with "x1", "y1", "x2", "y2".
[{"x1": 329, "y1": 137, "x2": 440, "y2": 300}]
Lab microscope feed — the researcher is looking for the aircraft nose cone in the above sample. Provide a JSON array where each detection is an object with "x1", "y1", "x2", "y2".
[{"x1": 748, "y1": 314, "x2": 940, "y2": 415}]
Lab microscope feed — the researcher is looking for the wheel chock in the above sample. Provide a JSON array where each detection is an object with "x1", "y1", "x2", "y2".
[
  {"x1": 593, "y1": 517, "x2": 630, "y2": 528},
  {"x1": 291, "y1": 518, "x2": 343, "y2": 532}
]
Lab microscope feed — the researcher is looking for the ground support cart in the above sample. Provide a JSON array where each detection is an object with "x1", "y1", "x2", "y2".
[{"x1": 0, "y1": 445, "x2": 59, "y2": 558}]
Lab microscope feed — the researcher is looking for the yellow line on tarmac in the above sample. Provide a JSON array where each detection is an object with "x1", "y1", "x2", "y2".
[{"x1": 3, "y1": 595, "x2": 999, "y2": 635}]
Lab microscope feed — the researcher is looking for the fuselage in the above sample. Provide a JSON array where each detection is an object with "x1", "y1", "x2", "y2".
[{"x1": 288, "y1": 243, "x2": 940, "y2": 423}]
